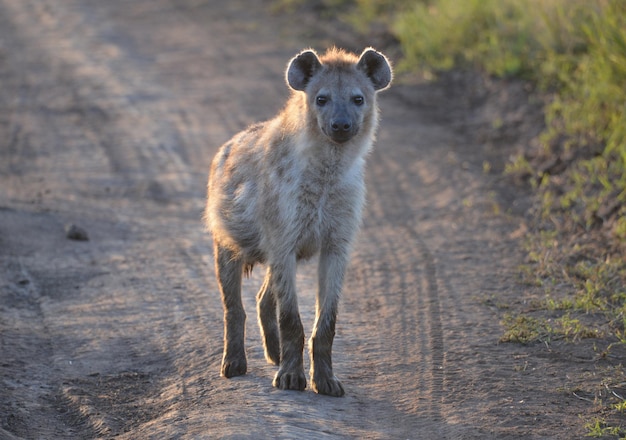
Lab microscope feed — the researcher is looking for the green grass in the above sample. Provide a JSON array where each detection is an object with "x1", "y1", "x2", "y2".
[
  {"x1": 500, "y1": 313, "x2": 602, "y2": 344},
  {"x1": 584, "y1": 417, "x2": 626, "y2": 438},
  {"x1": 394, "y1": 0, "x2": 545, "y2": 77},
  {"x1": 517, "y1": 232, "x2": 626, "y2": 342}
]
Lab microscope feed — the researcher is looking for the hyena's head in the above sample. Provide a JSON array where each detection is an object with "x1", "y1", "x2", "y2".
[{"x1": 286, "y1": 47, "x2": 392, "y2": 144}]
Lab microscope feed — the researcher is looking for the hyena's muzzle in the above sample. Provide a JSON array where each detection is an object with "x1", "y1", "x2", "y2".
[{"x1": 317, "y1": 97, "x2": 364, "y2": 144}]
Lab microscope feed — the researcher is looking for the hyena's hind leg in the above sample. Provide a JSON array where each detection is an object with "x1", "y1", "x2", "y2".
[
  {"x1": 215, "y1": 243, "x2": 247, "y2": 378},
  {"x1": 257, "y1": 268, "x2": 280, "y2": 365}
]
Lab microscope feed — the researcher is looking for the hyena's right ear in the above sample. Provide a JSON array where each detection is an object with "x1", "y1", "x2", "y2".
[
  {"x1": 286, "y1": 50, "x2": 322, "y2": 91},
  {"x1": 357, "y1": 48, "x2": 392, "y2": 91}
]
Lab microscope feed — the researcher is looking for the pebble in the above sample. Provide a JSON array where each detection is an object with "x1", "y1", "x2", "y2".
[{"x1": 65, "y1": 224, "x2": 89, "y2": 241}]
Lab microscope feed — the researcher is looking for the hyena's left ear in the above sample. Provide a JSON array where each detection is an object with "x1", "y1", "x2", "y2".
[
  {"x1": 286, "y1": 49, "x2": 323, "y2": 91},
  {"x1": 357, "y1": 48, "x2": 392, "y2": 91}
]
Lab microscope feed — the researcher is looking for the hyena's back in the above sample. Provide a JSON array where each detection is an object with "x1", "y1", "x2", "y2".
[
  {"x1": 207, "y1": 118, "x2": 310, "y2": 266},
  {"x1": 207, "y1": 124, "x2": 269, "y2": 264}
]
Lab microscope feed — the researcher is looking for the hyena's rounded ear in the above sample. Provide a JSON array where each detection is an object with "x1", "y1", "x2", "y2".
[
  {"x1": 357, "y1": 48, "x2": 392, "y2": 91},
  {"x1": 286, "y1": 50, "x2": 322, "y2": 91}
]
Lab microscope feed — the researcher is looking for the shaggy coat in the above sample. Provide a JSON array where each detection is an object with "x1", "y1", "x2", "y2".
[{"x1": 205, "y1": 47, "x2": 392, "y2": 397}]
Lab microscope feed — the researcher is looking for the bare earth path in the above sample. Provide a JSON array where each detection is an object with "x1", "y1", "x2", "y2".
[{"x1": 0, "y1": 1, "x2": 591, "y2": 439}]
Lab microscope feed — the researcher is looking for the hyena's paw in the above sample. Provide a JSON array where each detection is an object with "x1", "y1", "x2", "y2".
[
  {"x1": 312, "y1": 374, "x2": 345, "y2": 397},
  {"x1": 273, "y1": 368, "x2": 307, "y2": 391},
  {"x1": 221, "y1": 354, "x2": 247, "y2": 378}
]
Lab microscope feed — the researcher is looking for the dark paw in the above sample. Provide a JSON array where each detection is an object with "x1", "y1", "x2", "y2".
[
  {"x1": 273, "y1": 368, "x2": 306, "y2": 391},
  {"x1": 312, "y1": 375, "x2": 345, "y2": 397},
  {"x1": 221, "y1": 355, "x2": 247, "y2": 378}
]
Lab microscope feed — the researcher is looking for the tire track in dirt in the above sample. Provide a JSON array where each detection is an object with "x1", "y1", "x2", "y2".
[
  {"x1": 341, "y1": 88, "x2": 522, "y2": 437},
  {"x1": 0, "y1": 257, "x2": 62, "y2": 439},
  {"x1": 1, "y1": 0, "x2": 195, "y2": 204},
  {"x1": 361, "y1": 91, "x2": 536, "y2": 437},
  {"x1": 348, "y1": 131, "x2": 447, "y2": 427},
  {"x1": 0, "y1": 2, "x2": 204, "y2": 436}
]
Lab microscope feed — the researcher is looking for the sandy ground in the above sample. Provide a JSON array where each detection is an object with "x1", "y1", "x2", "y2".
[{"x1": 0, "y1": 1, "x2": 607, "y2": 438}]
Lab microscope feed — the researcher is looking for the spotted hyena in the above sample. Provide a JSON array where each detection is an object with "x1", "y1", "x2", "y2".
[{"x1": 205, "y1": 47, "x2": 392, "y2": 397}]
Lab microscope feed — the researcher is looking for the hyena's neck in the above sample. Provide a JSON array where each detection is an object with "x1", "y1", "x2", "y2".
[{"x1": 280, "y1": 93, "x2": 307, "y2": 133}]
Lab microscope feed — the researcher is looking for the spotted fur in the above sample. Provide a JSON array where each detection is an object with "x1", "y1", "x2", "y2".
[{"x1": 205, "y1": 47, "x2": 392, "y2": 396}]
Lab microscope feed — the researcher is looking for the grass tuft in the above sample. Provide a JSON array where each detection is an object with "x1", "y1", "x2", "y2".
[
  {"x1": 500, "y1": 312, "x2": 602, "y2": 344},
  {"x1": 584, "y1": 417, "x2": 625, "y2": 438}
]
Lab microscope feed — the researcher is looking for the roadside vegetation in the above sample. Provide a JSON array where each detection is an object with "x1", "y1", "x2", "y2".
[
  {"x1": 382, "y1": 0, "x2": 626, "y2": 435},
  {"x1": 275, "y1": 0, "x2": 626, "y2": 435}
]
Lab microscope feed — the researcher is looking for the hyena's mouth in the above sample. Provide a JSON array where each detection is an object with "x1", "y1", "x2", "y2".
[
  {"x1": 323, "y1": 125, "x2": 357, "y2": 144},
  {"x1": 329, "y1": 132, "x2": 354, "y2": 144}
]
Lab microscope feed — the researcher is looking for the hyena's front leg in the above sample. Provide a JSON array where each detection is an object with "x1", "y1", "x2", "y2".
[
  {"x1": 310, "y1": 250, "x2": 347, "y2": 397},
  {"x1": 256, "y1": 269, "x2": 280, "y2": 365},
  {"x1": 270, "y1": 257, "x2": 307, "y2": 391},
  {"x1": 215, "y1": 243, "x2": 247, "y2": 378}
]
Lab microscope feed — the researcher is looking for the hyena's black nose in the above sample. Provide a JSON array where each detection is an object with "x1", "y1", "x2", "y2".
[{"x1": 331, "y1": 119, "x2": 352, "y2": 133}]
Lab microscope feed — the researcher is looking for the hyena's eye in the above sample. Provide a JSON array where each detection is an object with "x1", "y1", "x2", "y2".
[
  {"x1": 316, "y1": 95, "x2": 328, "y2": 106},
  {"x1": 352, "y1": 96, "x2": 364, "y2": 106}
]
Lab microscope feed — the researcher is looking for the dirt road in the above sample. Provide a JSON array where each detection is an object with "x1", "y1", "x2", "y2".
[{"x1": 0, "y1": 1, "x2": 594, "y2": 438}]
